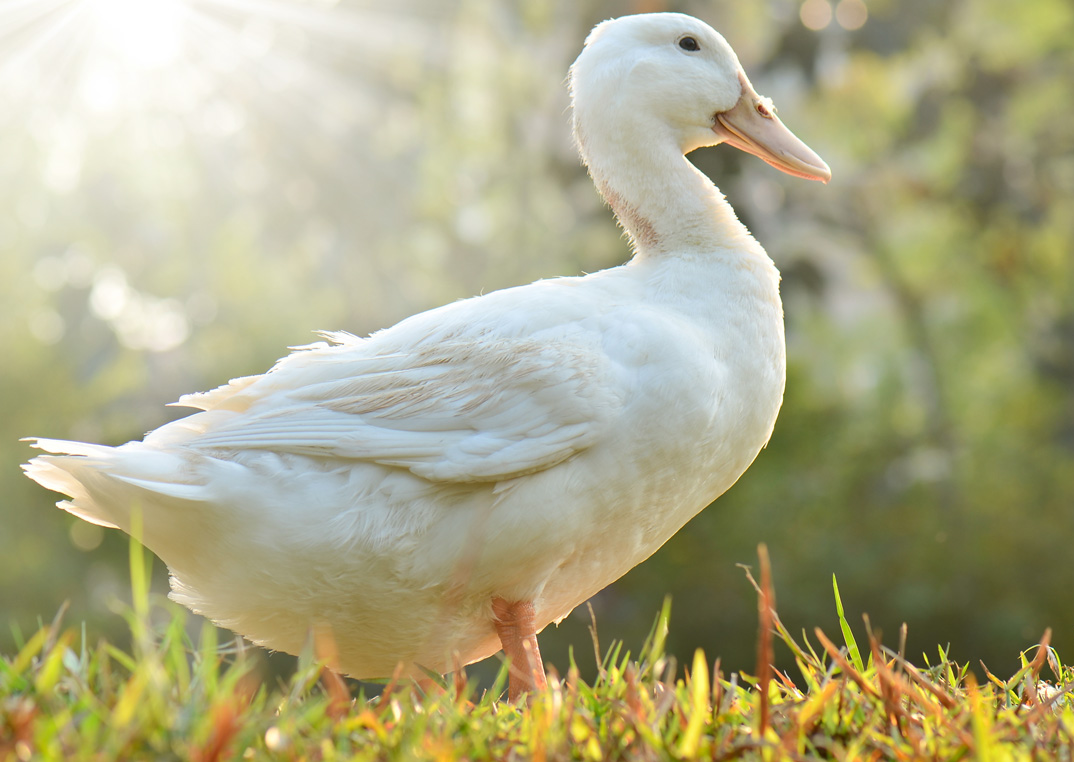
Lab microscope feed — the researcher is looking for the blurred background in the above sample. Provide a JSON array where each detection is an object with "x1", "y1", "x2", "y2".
[{"x1": 3, "y1": 0, "x2": 1073, "y2": 684}]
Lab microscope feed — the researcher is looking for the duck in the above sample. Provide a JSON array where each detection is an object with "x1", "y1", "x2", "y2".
[{"x1": 23, "y1": 12, "x2": 829, "y2": 702}]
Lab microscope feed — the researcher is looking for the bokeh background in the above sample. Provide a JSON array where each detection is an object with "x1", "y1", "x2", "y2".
[{"x1": 3, "y1": 0, "x2": 1072, "y2": 683}]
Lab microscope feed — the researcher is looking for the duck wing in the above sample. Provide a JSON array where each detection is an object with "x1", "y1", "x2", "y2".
[{"x1": 178, "y1": 327, "x2": 625, "y2": 484}]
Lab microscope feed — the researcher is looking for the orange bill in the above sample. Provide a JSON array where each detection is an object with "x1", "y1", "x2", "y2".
[{"x1": 713, "y1": 72, "x2": 831, "y2": 183}]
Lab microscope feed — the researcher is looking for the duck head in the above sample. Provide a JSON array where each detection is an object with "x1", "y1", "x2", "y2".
[{"x1": 570, "y1": 13, "x2": 831, "y2": 183}]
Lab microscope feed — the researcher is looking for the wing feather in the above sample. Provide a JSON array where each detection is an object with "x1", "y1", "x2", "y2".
[{"x1": 176, "y1": 334, "x2": 623, "y2": 483}]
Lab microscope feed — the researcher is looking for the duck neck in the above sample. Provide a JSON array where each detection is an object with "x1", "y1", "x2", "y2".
[{"x1": 578, "y1": 120, "x2": 758, "y2": 261}]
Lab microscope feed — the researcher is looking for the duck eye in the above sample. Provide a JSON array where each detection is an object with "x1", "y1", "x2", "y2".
[{"x1": 678, "y1": 36, "x2": 700, "y2": 51}]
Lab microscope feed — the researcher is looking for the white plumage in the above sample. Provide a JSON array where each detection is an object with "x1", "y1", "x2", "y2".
[{"x1": 24, "y1": 12, "x2": 829, "y2": 699}]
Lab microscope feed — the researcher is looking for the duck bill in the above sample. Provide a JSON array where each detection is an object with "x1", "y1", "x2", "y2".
[{"x1": 713, "y1": 74, "x2": 831, "y2": 183}]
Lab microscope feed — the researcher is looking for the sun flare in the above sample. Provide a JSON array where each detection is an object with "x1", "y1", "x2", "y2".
[
  {"x1": 3, "y1": 0, "x2": 424, "y2": 353},
  {"x1": 88, "y1": 0, "x2": 186, "y2": 68}
]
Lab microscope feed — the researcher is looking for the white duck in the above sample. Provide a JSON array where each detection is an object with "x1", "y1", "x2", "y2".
[{"x1": 24, "y1": 12, "x2": 829, "y2": 701}]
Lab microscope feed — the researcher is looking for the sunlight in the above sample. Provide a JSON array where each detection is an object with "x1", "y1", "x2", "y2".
[
  {"x1": 1, "y1": 0, "x2": 429, "y2": 355},
  {"x1": 88, "y1": 0, "x2": 185, "y2": 68}
]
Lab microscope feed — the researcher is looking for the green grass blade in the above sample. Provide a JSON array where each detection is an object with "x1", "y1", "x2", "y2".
[
  {"x1": 832, "y1": 575, "x2": 864, "y2": 673},
  {"x1": 676, "y1": 648, "x2": 709, "y2": 757},
  {"x1": 640, "y1": 595, "x2": 671, "y2": 678}
]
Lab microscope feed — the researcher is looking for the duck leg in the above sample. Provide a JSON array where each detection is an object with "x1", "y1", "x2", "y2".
[{"x1": 491, "y1": 597, "x2": 547, "y2": 702}]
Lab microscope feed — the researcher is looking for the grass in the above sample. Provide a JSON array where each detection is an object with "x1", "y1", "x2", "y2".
[{"x1": 3, "y1": 545, "x2": 1074, "y2": 761}]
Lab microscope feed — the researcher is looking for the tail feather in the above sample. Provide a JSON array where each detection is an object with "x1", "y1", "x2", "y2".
[
  {"x1": 26, "y1": 437, "x2": 116, "y2": 459},
  {"x1": 22, "y1": 438, "x2": 206, "y2": 537},
  {"x1": 111, "y1": 473, "x2": 208, "y2": 502},
  {"x1": 23, "y1": 460, "x2": 119, "y2": 529}
]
